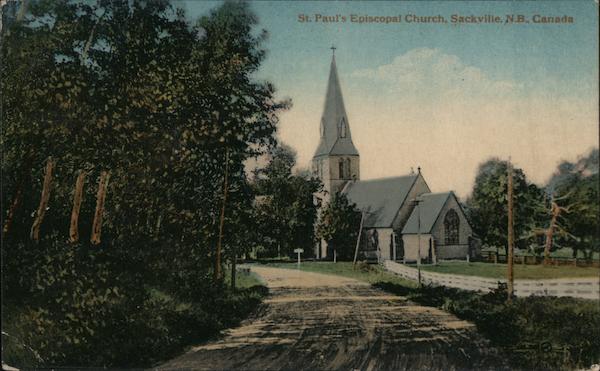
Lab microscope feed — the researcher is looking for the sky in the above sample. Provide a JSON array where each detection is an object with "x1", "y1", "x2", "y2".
[{"x1": 178, "y1": 0, "x2": 598, "y2": 198}]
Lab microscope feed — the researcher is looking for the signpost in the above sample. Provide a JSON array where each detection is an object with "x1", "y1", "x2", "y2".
[{"x1": 294, "y1": 248, "x2": 304, "y2": 268}]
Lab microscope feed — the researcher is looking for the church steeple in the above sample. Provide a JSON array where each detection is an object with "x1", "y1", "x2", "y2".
[
  {"x1": 313, "y1": 51, "x2": 359, "y2": 158},
  {"x1": 312, "y1": 50, "x2": 360, "y2": 198}
]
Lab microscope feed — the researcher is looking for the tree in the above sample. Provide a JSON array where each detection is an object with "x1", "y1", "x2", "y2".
[
  {"x1": 557, "y1": 173, "x2": 599, "y2": 260},
  {"x1": 1, "y1": 0, "x2": 288, "y2": 365},
  {"x1": 316, "y1": 193, "x2": 362, "y2": 261},
  {"x1": 545, "y1": 149, "x2": 599, "y2": 260},
  {"x1": 466, "y1": 159, "x2": 545, "y2": 256},
  {"x1": 253, "y1": 144, "x2": 321, "y2": 258}
]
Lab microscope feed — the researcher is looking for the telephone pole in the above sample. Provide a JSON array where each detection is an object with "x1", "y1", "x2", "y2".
[
  {"x1": 412, "y1": 196, "x2": 423, "y2": 287},
  {"x1": 353, "y1": 211, "x2": 366, "y2": 269},
  {"x1": 507, "y1": 159, "x2": 515, "y2": 302}
]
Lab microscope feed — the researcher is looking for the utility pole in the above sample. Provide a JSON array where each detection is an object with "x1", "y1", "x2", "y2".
[
  {"x1": 353, "y1": 211, "x2": 366, "y2": 269},
  {"x1": 507, "y1": 158, "x2": 515, "y2": 302},
  {"x1": 412, "y1": 197, "x2": 423, "y2": 287}
]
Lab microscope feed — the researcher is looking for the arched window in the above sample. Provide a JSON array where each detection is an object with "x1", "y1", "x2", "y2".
[
  {"x1": 339, "y1": 118, "x2": 347, "y2": 138},
  {"x1": 320, "y1": 120, "x2": 325, "y2": 137},
  {"x1": 444, "y1": 209, "x2": 460, "y2": 245},
  {"x1": 338, "y1": 158, "x2": 345, "y2": 179}
]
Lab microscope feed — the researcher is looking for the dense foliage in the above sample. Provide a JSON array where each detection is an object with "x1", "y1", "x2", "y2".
[
  {"x1": 252, "y1": 144, "x2": 321, "y2": 258},
  {"x1": 316, "y1": 193, "x2": 362, "y2": 260},
  {"x1": 466, "y1": 153, "x2": 598, "y2": 259},
  {"x1": 466, "y1": 159, "x2": 545, "y2": 255},
  {"x1": 546, "y1": 149, "x2": 599, "y2": 259},
  {"x1": 1, "y1": 0, "x2": 284, "y2": 367}
]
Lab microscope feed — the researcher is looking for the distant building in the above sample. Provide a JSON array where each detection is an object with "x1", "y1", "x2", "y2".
[{"x1": 312, "y1": 53, "x2": 478, "y2": 262}]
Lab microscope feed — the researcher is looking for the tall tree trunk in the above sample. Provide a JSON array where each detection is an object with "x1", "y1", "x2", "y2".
[
  {"x1": 90, "y1": 171, "x2": 110, "y2": 245},
  {"x1": 215, "y1": 149, "x2": 229, "y2": 281},
  {"x1": 543, "y1": 202, "x2": 559, "y2": 265},
  {"x1": 3, "y1": 187, "x2": 23, "y2": 236},
  {"x1": 69, "y1": 171, "x2": 87, "y2": 243},
  {"x1": 231, "y1": 244, "x2": 236, "y2": 291},
  {"x1": 30, "y1": 157, "x2": 55, "y2": 242}
]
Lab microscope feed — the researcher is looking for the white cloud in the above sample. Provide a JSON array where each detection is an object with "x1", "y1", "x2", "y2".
[{"x1": 351, "y1": 48, "x2": 522, "y2": 99}]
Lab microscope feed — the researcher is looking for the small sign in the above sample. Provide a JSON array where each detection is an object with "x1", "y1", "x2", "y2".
[{"x1": 294, "y1": 248, "x2": 303, "y2": 268}]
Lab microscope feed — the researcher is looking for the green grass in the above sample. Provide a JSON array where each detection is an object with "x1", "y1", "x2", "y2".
[
  {"x1": 412, "y1": 261, "x2": 599, "y2": 279},
  {"x1": 255, "y1": 261, "x2": 417, "y2": 287},
  {"x1": 225, "y1": 269, "x2": 265, "y2": 289},
  {"x1": 148, "y1": 269, "x2": 265, "y2": 310}
]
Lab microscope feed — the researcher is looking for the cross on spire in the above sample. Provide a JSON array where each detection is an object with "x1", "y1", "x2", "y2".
[{"x1": 330, "y1": 45, "x2": 336, "y2": 56}]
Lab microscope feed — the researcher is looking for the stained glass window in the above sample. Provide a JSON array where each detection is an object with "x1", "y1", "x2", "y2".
[{"x1": 444, "y1": 209, "x2": 460, "y2": 245}]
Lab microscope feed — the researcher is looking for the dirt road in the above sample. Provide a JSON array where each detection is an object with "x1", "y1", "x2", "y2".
[{"x1": 158, "y1": 266, "x2": 507, "y2": 370}]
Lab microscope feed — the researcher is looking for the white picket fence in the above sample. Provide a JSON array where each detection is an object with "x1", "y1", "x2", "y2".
[{"x1": 384, "y1": 260, "x2": 600, "y2": 300}]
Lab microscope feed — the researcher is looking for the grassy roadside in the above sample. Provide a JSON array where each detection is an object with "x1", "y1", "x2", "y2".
[
  {"x1": 143, "y1": 269, "x2": 267, "y2": 367},
  {"x1": 2, "y1": 269, "x2": 268, "y2": 369},
  {"x1": 412, "y1": 261, "x2": 599, "y2": 279},
  {"x1": 257, "y1": 261, "x2": 600, "y2": 370},
  {"x1": 224, "y1": 268, "x2": 265, "y2": 289}
]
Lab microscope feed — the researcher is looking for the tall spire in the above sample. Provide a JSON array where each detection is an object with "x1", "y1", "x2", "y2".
[{"x1": 313, "y1": 50, "x2": 359, "y2": 158}]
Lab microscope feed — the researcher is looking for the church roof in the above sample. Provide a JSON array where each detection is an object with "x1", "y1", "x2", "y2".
[
  {"x1": 343, "y1": 175, "x2": 419, "y2": 228},
  {"x1": 401, "y1": 192, "x2": 453, "y2": 234},
  {"x1": 313, "y1": 55, "x2": 359, "y2": 157}
]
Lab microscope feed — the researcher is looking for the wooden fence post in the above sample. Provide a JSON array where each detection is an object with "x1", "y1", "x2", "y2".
[
  {"x1": 90, "y1": 171, "x2": 110, "y2": 245},
  {"x1": 30, "y1": 157, "x2": 55, "y2": 242}
]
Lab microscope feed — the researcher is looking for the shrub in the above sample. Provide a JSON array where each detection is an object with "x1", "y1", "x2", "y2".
[{"x1": 373, "y1": 281, "x2": 600, "y2": 369}]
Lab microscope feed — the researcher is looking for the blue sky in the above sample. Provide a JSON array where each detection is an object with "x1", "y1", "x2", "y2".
[{"x1": 177, "y1": 1, "x2": 598, "y2": 197}]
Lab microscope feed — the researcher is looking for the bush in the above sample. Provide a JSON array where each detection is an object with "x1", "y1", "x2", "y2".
[
  {"x1": 2, "y1": 237, "x2": 149, "y2": 366},
  {"x1": 2, "y1": 235, "x2": 268, "y2": 368},
  {"x1": 3, "y1": 260, "x2": 268, "y2": 369},
  {"x1": 373, "y1": 282, "x2": 600, "y2": 369}
]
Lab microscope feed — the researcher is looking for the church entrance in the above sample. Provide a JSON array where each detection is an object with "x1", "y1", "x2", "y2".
[
  {"x1": 395, "y1": 234, "x2": 404, "y2": 261},
  {"x1": 428, "y1": 238, "x2": 433, "y2": 264}
]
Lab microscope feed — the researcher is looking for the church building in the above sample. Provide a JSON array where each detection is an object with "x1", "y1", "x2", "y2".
[{"x1": 312, "y1": 53, "x2": 478, "y2": 263}]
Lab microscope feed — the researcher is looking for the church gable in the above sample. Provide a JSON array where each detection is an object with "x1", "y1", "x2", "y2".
[
  {"x1": 392, "y1": 172, "x2": 431, "y2": 231},
  {"x1": 402, "y1": 192, "x2": 452, "y2": 234},
  {"x1": 401, "y1": 191, "x2": 471, "y2": 243},
  {"x1": 430, "y1": 192, "x2": 473, "y2": 247}
]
